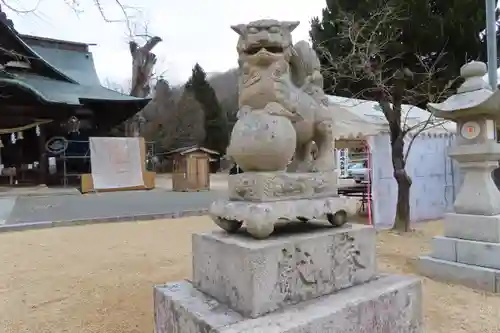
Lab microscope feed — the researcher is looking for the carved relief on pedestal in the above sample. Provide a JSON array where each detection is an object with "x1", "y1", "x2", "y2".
[
  {"x1": 228, "y1": 172, "x2": 339, "y2": 202},
  {"x1": 272, "y1": 230, "x2": 370, "y2": 305}
]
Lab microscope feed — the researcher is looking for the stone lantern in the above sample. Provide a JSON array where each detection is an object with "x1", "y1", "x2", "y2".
[{"x1": 419, "y1": 61, "x2": 500, "y2": 292}]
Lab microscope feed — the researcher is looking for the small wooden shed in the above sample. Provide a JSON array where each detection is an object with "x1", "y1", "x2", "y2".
[{"x1": 165, "y1": 145, "x2": 220, "y2": 192}]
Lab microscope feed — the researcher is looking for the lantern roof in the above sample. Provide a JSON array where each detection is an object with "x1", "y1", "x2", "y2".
[{"x1": 428, "y1": 61, "x2": 500, "y2": 120}]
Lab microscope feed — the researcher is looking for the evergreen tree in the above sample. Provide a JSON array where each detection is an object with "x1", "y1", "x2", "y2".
[
  {"x1": 186, "y1": 63, "x2": 229, "y2": 154},
  {"x1": 310, "y1": 0, "x2": 499, "y2": 103}
]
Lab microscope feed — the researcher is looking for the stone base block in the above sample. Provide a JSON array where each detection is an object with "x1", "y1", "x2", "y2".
[
  {"x1": 209, "y1": 196, "x2": 352, "y2": 239},
  {"x1": 192, "y1": 224, "x2": 376, "y2": 318},
  {"x1": 154, "y1": 275, "x2": 423, "y2": 333},
  {"x1": 417, "y1": 256, "x2": 500, "y2": 292},
  {"x1": 228, "y1": 171, "x2": 338, "y2": 202},
  {"x1": 430, "y1": 235, "x2": 500, "y2": 270},
  {"x1": 429, "y1": 236, "x2": 457, "y2": 262},
  {"x1": 444, "y1": 212, "x2": 500, "y2": 243}
]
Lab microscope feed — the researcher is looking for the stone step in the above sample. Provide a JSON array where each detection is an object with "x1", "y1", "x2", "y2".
[
  {"x1": 192, "y1": 224, "x2": 376, "y2": 318},
  {"x1": 417, "y1": 255, "x2": 500, "y2": 292},
  {"x1": 228, "y1": 171, "x2": 338, "y2": 202},
  {"x1": 444, "y1": 212, "x2": 500, "y2": 243},
  {"x1": 431, "y1": 235, "x2": 500, "y2": 270},
  {"x1": 154, "y1": 274, "x2": 423, "y2": 333}
]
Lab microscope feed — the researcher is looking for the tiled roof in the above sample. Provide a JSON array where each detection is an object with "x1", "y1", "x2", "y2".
[
  {"x1": 0, "y1": 73, "x2": 149, "y2": 106},
  {"x1": 0, "y1": 17, "x2": 150, "y2": 106}
]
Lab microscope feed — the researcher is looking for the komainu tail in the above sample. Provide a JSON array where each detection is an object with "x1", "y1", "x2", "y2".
[{"x1": 289, "y1": 40, "x2": 324, "y2": 90}]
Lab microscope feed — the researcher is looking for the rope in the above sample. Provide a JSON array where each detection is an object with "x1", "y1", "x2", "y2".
[{"x1": 0, "y1": 119, "x2": 52, "y2": 134}]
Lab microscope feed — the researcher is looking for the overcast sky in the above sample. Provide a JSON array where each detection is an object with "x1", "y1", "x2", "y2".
[{"x1": 5, "y1": 0, "x2": 326, "y2": 86}]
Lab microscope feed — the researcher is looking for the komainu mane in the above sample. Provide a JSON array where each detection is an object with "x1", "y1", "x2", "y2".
[{"x1": 231, "y1": 19, "x2": 335, "y2": 172}]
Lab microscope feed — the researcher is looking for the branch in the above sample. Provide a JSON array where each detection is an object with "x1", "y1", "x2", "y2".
[
  {"x1": 317, "y1": 1, "x2": 457, "y2": 159},
  {"x1": 0, "y1": 0, "x2": 41, "y2": 13},
  {"x1": 142, "y1": 36, "x2": 162, "y2": 53},
  {"x1": 2, "y1": 0, "x2": 140, "y2": 39},
  {"x1": 401, "y1": 66, "x2": 460, "y2": 162}
]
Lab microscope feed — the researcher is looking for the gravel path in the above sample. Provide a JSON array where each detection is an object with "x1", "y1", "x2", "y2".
[{"x1": 0, "y1": 218, "x2": 499, "y2": 333}]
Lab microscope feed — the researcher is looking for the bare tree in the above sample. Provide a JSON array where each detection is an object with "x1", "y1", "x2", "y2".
[
  {"x1": 1, "y1": 0, "x2": 137, "y2": 26},
  {"x1": 104, "y1": 20, "x2": 166, "y2": 140},
  {"x1": 169, "y1": 90, "x2": 205, "y2": 149},
  {"x1": 316, "y1": 4, "x2": 454, "y2": 231},
  {"x1": 141, "y1": 86, "x2": 204, "y2": 153},
  {"x1": 128, "y1": 23, "x2": 162, "y2": 97},
  {"x1": 120, "y1": 20, "x2": 163, "y2": 137},
  {"x1": 140, "y1": 79, "x2": 176, "y2": 143}
]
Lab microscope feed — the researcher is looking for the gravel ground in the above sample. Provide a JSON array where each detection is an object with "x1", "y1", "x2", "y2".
[{"x1": 0, "y1": 218, "x2": 499, "y2": 333}]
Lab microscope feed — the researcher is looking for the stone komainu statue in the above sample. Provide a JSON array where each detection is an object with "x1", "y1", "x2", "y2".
[{"x1": 230, "y1": 19, "x2": 335, "y2": 172}]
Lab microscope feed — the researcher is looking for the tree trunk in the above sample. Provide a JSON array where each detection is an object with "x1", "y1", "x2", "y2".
[
  {"x1": 126, "y1": 36, "x2": 162, "y2": 137},
  {"x1": 391, "y1": 133, "x2": 412, "y2": 232},
  {"x1": 393, "y1": 169, "x2": 412, "y2": 231}
]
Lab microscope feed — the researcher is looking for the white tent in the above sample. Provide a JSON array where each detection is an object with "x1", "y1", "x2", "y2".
[
  {"x1": 482, "y1": 67, "x2": 500, "y2": 86},
  {"x1": 327, "y1": 95, "x2": 461, "y2": 229},
  {"x1": 329, "y1": 95, "x2": 456, "y2": 147}
]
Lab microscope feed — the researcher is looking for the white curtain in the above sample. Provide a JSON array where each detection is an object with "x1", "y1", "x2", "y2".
[
  {"x1": 369, "y1": 133, "x2": 460, "y2": 229},
  {"x1": 90, "y1": 137, "x2": 144, "y2": 190}
]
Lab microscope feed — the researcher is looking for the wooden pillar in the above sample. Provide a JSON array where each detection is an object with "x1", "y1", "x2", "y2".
[{"x1": 38, "y1": 125, "x2": 47, "y2": 185}]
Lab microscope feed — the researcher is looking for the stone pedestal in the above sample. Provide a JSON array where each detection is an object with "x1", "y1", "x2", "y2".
[
  {"x1": 418, "y1": 213, "x2": 500, "y2": 292},
  {"x1": 155, "y1": 275, "x2": 422, "y2": 333},
  {"x1": 154, "y1": 224, "x2": 424, "y2": 332},
  {"x1": 192, "y1": 225, "x2": 376, "y2": 318},
  {"x1": 210, "y1": 171, "x2": 350, "y2": 239}
]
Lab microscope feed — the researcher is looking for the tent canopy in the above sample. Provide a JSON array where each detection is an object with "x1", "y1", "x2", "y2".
[{"x1": 328, "y1": 95, "x2": 456, "y2": 147}]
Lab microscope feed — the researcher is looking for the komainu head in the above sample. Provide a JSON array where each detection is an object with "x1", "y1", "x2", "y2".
[{"x1": 231, "y1": 19, "x2": 299, "y2": 63}]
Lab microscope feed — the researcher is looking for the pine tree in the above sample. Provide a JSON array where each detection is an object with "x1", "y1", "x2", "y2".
[
  {"x1": 310, "y1": 0, "x2": 499, "y2": 102},
  {"x1": 186, "y1": 63, "x2": 229, "y2": 154}
]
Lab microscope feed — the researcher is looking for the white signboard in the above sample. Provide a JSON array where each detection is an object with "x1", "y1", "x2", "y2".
[
  {"x1": 336, "y1": 148, "x2": 349, "y2": 178},
  {"x1": 90, "y1": 137, "x2": 144, "y2": 190}
]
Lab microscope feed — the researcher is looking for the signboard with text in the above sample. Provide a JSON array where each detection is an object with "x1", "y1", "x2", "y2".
[{"x1": 336, "y1": 148, "x2": 349, "y2": 178}]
